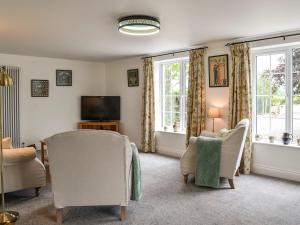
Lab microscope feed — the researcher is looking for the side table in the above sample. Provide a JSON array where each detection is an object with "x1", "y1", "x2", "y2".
[{"x1": 40, "y1": 140, "x2": 48, "y2": 165}]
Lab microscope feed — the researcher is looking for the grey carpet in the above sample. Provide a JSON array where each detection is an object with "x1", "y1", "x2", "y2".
[{"x1": 5, "y1": 153, "x2": 300, "y2": 225}]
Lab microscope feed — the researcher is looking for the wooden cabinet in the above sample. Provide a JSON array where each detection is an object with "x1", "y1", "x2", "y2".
[{"x1": 78, "y1": 121, "x2": 119, "y2": 132}]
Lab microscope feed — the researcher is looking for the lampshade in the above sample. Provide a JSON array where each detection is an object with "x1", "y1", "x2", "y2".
[
  {"x1": 207, "y1": 107, "x2": 221, "y2": 118},
  {"x1": 0, "y1": 67, "x2": 13, "y2": 87},
  {"x1": 118, "y1": 15, "x2": 160, "y2": 36}
]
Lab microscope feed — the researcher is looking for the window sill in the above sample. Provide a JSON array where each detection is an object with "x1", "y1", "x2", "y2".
[
  {"x1": 253, "y1": 140, "x2": 300, "y2": 149},
  {"x1": 155, "y1": 130, "x2": 186, "y2": 135}
]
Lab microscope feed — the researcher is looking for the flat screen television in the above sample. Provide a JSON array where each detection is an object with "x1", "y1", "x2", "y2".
[{"x1": 81, "y1": 96, "x2": 120, "y2": 121}]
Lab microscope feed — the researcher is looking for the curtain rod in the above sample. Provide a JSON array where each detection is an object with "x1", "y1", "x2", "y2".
[
  {"x1": 225, "y1": 32, "x2": 300, "y2": 46},
  {"x1": 141, "y1": 46, "x2": 208, "y2": 59}
]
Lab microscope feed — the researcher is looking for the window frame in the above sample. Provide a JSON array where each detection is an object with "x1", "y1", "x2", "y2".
[
  {"x1": 157, "y1": 57, "x2": 189, "y2": 132},
  {"x1": 252, "y1": 44, "x2": 300, "y2": 138}
]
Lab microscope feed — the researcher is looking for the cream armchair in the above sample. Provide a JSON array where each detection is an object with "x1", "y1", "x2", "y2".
[
  {"x1": 2, "y1": 137, "x2": 46, "y2": 196},
  {"x1": 46, "y1": 130, "x2": 132, "y2": 224},
  {"x1": 180, "y1": 119, "x2": 249, "y2": 189}
]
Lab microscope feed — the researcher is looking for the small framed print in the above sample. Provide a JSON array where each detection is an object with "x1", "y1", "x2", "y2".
[
  {"x1": 127, "y1": 69, "x2": 139, "y2": 87},
  {"x1": 31, "y1": 80, "x2": 49, "y2": 97},
  {"x1": 209, "y1": 54, "x2": 229, "y2": 87},
  {"x1": 56, "y1": 69, "x2": 72, "y2": 86}
]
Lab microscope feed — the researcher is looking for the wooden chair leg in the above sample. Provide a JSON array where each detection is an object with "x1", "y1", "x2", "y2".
[
  {"x1": 235, "y1": 169, "x2": 240, "y2": 176},
  {"x1": 35, "y1": 187, "x2": 41, "y2": 197},
  {"x1": 183, "y1": 175, "x2": 188, "y2": 184},
  {"x1": 56, "y1": 208, "x2": 63, "y2": 224},
  {"x1": 120, "y1": 206, "x2": 127, "y2": 221},
  {"x1": 228, "y1": 178, "x2": 235, "y2": 189}
]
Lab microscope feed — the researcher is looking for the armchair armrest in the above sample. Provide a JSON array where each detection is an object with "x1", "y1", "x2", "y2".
[
  {"x1": 2, "y1": 137, "x2": 12, "y2": 149},
  {"x1": 3, "y1": 147, "x2": 37, "y2": 165}
]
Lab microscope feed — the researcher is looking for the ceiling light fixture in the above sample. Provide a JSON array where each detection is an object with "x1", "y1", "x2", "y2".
[{"x1": 118, "y1": 15, "x2": 160, "y2": 36}]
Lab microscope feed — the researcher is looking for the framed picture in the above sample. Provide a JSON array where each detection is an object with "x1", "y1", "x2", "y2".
[
  {"x1": 31, "y1": 80, "x2": 49, "y2": 97},
  {"x1": 56, "y1": 69, "x2": 72, "y2": 86},
  {"x1": 127, "y1": 69, "x2": 139, "y2": 87},
  {"x1": 209, "y1": 54, "x2": 228, "y2": 87}
]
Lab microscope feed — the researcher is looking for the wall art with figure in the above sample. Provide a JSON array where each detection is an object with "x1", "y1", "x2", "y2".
[{"x1": 209, "y1": 54, "x2": 228, "y2": 87}]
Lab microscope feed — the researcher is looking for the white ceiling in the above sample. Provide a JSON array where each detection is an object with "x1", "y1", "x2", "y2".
[{"x1": 0, "y1": 0, "x2": 299, "y2": 61}]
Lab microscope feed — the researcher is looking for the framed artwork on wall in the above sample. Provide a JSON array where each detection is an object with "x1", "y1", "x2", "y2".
[
  {"x1": 31, "y1": 80, "x2": 49, "y2": 97},
  {"x1": 56, "y1": 69, "x2": 72, "y2": 86},
  {"x1": 208, "y1": 54, "x2": 228, "y2": 87},
  {"x1": 127, "y1": 69, "x2": 139, "y2": 87}
]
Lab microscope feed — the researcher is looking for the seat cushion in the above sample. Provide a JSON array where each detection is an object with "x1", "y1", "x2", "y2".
[{"x1": 3, "y1": 147, "x2": 36, "y2": 164}]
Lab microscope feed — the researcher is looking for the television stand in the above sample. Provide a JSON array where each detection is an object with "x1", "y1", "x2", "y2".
[{"x1": 78, "y1": 121, "x2": 119, "y2": 132}]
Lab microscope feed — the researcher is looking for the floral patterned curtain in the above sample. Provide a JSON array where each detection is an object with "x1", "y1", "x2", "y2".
[
  {"x1": 186, "y1": 49, "x2": 206, "y2": 146},
  {"x1": 229, "y1": 43, "x2": 252, "y2": 174},
  {"x1": 141, "y1": 58, "x2": 156, "y2": 152}
]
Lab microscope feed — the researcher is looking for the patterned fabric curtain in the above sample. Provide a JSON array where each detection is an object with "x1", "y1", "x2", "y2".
[
  {"x1": 229, "y1": 43, "x2": 252, "y2": 174},
  {"x1": 141, "y1": 58, "x2": 155, "y2": 152},
  {"x1": 186, "y1": 49, "x2": 206, "y2": 146}
]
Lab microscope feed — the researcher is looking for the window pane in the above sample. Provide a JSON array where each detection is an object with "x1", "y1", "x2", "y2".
[
  {"x1": 257, "y1": 116, "x2": 270, "y2": 135},
  {"x1": 163, "y1": 112, "x2": 172, "y2": 127},
  {"x1": 257, "y1": 74, "x2": 270, "y2": 95},
  {"x1": 270, "y1": 95, "x2": 286, "y2": 136},
  {"x1": 185, "y1": 63, "x2": 189, "y2": 96},
  {"x1": 271, "y1": 74, "x2": 285, "y2": 96},
  {"x1": 164, "y1": 95, "x2": 172, "y2": 111},
  {"x1": 293, "y1": 72, "x2": 300, "y2": 95},
  {"x1": 163, "y1": 63, "x2": 180, "y2": 96},
  {"x1": 293, "y1": 48, "x2": 300, "y2": 137},
  {"x1": 271, "y1": 54, "x2": 285, "y2": 73},
  {"x1": 172, "y1": 95, "x2": 180, "y2": 112},
  {"x1": 270, "y1": 117, "x2": 285, "y2": 136},
  {"x1": 257, "y1": 55, "x2": 270, "y2": 76},
  {"x1": 256, "y1": 52, "x2": 287, "y2": 137},
  {"x1": 257, "y1": 96, "x2": 270, "y2": 115},
  {"x1": 256, "y1": 96, "x2": 270, "y2": 135},
  {"x1": 173, "y1": 112, "x2": 180, "y2": 124},
  {"x1": 292, "y1": 48, "x2": 300, "y2": 72},
  {"x1": 293, "y1": 96, "x2": 300, "y2": 137}
]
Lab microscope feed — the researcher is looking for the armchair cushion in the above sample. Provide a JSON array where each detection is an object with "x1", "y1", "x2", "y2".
[
  {"x1": 216, "y1": 128, "x2": 233, "y2": 138},
  {"x1": 200, "y1": 130, "x2": 216, "y2": 138},
  {"x1": 3, "y1": 147, "x2": 36, "y2": 165},
  {"x1": 2, "y1": 137, "x2": 12, "y2": 149}
]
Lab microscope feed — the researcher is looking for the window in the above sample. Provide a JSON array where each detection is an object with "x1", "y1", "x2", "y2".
[
  {"x1": 155, "y1": 58, "x2": 189, "y2": 132},
  {"x1": 252, "y1": 45, "x2": 300, "y2": 139}
]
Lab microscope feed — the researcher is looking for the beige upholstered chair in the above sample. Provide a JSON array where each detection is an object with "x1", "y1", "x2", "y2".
[
  {"x1": 2, "y1": 137, "x2": 46, "y2": 196},
  {"x1": 180, "y1": 119, "x2": 249, "y2": 189},
  {"x1": 46, "y1": 130, "x2": 132, "y2": 224}
]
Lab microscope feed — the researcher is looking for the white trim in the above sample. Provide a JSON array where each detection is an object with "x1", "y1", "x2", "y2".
[
  {"x1": 156, "y1": 57, "x2": 189, "y2": 132},
  {"x1": 253, "y1": 140, "x2": 300, "y2": 149},
  {"x1": 156, "y1": 145, "x2": 183, "y2": 158},
  {"x1": 155, "y1": 130, "x2": 186, "y2": 135},
  {"x1": 251, "y1": 44, "x2": 300, "y2": 137},
  {"x1": 252, "y1": 163, "x2": 300, "y2": 182}
]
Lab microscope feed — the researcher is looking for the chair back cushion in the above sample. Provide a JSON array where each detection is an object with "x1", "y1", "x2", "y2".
[
  {"x1": 46, "y1": 130, "x2": 132, "y2": 208},
  {"x1": 220, "y1": 118, "x2": 249, "y2": 178}
]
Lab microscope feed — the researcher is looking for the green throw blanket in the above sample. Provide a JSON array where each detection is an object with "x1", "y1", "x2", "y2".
[
  {"x1": 130, "y1": 143, "x2": 142, "y2": 201},
  {"x1": 195, "y1": 136, "x2": 222, "y2": 188}
]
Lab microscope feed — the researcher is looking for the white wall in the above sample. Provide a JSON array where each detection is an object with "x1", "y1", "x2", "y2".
[
  {"x1": 105, "y1": 57, "x2": 143, "y2": 148},
  {"x1": 0, "y1": 53, "x2": 106, "y2": 147},
  {"x1": 252, "y1": 142, "x2": 300, "y2": 182}
]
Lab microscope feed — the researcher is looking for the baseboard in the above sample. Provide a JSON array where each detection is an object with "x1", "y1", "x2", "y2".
[
  {"x1": 156, "y1": 145, "x2": 183, "y2": 158},
  {"x1": 252, "y1": 163, "x2": 300, "y2": 182}
]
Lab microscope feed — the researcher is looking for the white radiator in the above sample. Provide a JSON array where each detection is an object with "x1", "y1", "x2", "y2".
[{"x1": 1, "y1": 66, "x2": 20, "y2": 147}]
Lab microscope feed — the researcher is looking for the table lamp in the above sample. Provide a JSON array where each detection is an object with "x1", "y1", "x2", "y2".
[{"x1": 207, "y1": 107, "x2": 221, "y2": 132}]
